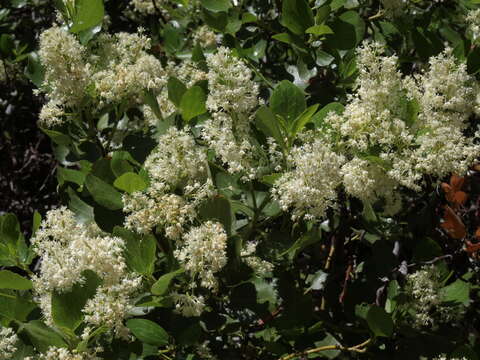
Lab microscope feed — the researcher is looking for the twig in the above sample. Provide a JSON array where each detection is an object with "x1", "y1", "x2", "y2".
[
  {"x1": 279, "y1": 338, "x2": 371, "y2": 360},
  {"x1": 320, "y1": 235, "x2": 336, "y2": 310},
  {"x1": 339, "y1": 262, "x2": 353, "y2": 304}
]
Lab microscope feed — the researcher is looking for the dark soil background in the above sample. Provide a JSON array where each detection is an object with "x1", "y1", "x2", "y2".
[{"x1": 0, "y1": 1, "x2": 58, "y2": 232}]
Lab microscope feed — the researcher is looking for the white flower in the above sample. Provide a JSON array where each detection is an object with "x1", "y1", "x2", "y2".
[
  {"x1": 193, "y1": 25, "x2": 217, "y2": 48},
  {"x1": 201, "y1": 47, "x2": 260, "y2": 176},
  {"x1": 38, "y1": 99, "x2": 66, "y2": 128},
  {"x1": 174, "y1": 221, "x2": 228, "y2": 291},
  {"x1": 324, "y1": 42, "x2": 479, "y2": 206},
  {"x1": 205, "y1": 47, "x2": 259, "y2": 114},
  {"x1": 123, "y1": 127, "x2": 213, "y2": 238},
  {"x1": 405, "y1": 266, "x2": 465, "y2": 329},
  {"x1": 32, "y1": 207, "x2": 141, "y2": 336},
  {"x1": 38, "y1": 27, "x2": 165, "y2": 127},
  {"x1": 466, "y1": 9, "x2": 480, "y2": 43},
  {"x1": 241, "y1": 242, "x2": 274, "y2": 275},
  {"x1": 273, "y1": 138, "x2": 345, "y2": 221},
  {"x1": 171, "y1": 292, "x2": 206, "y2": 317},
  {"x1": 0, "y1": 327, "x2": 18, "y2": 360},
  {"x1": 26, "y1": 346, "x2": 102, "y2": 360},
  {"x1": 38, "y1": 26, "x2": 91, "y2": 107}
]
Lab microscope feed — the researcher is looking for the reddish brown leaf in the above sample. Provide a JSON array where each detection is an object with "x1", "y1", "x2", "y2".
[
  {"x1": 441, "y1": 175, "x2": 468, "y2": 207},
  {"x1": 440, "y1": 205, "x2": 466, "y2": 239},
  {"x1": 465, "y1": 240, "x2": 480, "y2": 254}
]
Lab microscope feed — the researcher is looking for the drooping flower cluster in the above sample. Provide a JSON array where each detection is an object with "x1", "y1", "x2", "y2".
[
  {"x1": 201, "y1": 47, "x2": 260, "y2": 176},
  {"x1": 38, "y1": 26, "x2": 91, "y2": 109},
  {"x1": 0, "y1": 327, "x2": 18, "y2": 360},
  {"x1": 321, "y1": 42, "x2": 480, "y2": 213},
  {"x1": 174, "y1": 221, "x2": 228, "y2": 291},
  {"x1": 273, "y1": 138, "x2": 345, "y2": 220},
  {"x1": 123, "y1": 127, "x2": 213, "y2": 238},
  {"x1": 32, "y1": 207, "x2": 141, "y2": 338},
  {"x1": 38, "y1": 27, "x2": 164, "y2": 127},
  {"x1": 404, "y1": 266, "x2": 465, "y2": 329}
]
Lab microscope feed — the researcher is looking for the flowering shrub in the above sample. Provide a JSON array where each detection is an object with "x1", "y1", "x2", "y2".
[{"x1": 2, "y1": 0, "x2": 480, "y2": 359}]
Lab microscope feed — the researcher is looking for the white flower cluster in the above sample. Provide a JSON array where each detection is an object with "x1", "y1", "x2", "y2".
[
  {"x1": 0, "y1": 327, "x2": 18, "y2": 360},
  {"x1": 123, "y1": 127, "x2": 213, "y2": 238},
  {"x1": 38, "y1": 26, "x2": 91, "y2": 109},
  {"x1": 202, "y1": 47, "x2": 260, "y2": 176},
  {"x1": 193, "y1": 25, "x2": 217, "y2": 48},
  {"x1": 241, "y1": 241, "x2": 274, "y2": 276},
  {"x1": 170, "y1": 292, "x2": 206, "y2": 317},
  {"x1": 405, "y1": 266, "x2": 465, "y2": 329},
  {"x1": 466, "y1": 9, "x2": 480, "y2": 43},
  {"x1": 322, "y1": 42, "x2": 480, "y2": 212},
  {"x1": 25, "y1": 346, "x2": 102, "y2": 360},
  {"x1": 38, "y1": 27, "x2": 164, "y2": 127},
  {"x1": 32, "y1": 207, "x2": 141, "y2": 337},
  {"x1": 174, "y1": 221, "x2": 228, "y2": 291},
  {"x1": 273, "y1": 138, "x2": 345, "y2": 220}
]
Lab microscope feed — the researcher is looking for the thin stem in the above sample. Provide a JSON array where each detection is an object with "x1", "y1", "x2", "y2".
[{"x1": 279, "y1": 338, "x2": 372, "y2": 360}]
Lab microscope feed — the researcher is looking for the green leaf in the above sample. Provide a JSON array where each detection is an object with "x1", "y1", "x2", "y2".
[
  {"x1": 313, "y1": 333, "x2": 341, "y2": 359},
  {"x1": 25, "y1": 52, "x2": 44, "y2": 87},
  {"x1": 41, "y1": 128, "x2": 71, "y2": 146},
  {"x1": 57, "y1": 167, "x2": 86, "y2": 188},
  {"x1": 22, "y1": 320, "x2": 68, "y2": 353},
  {"x1": 51, "y1": 270, "x2": 101, "y2": 331},
  {"x1": 280, "y1": 0, "x2": 314, "y2": 35},
  {"x1": 151, "y1": 269, "x2": 185, "y2": 296},
  {"x1": 255, "y1": 106, "x2": 286, "y2": 149},
  {"x1": 180, "y1": 86, "x2": 207, "y2": 122},
  {"x1": 305, "y1": 24, "x2": 334, "y2": 36},
  {"x1": 0, "y1": 290, "x2": 36, "y2": 323},
  {"x1": 198, "y1": 196, "x2": 233, "y2": 235},
  {"x1": 311, "y1": 102, "x2": 344, "y2": 128},
  {"x1": 114, "y1": 172, "x2": 148, "y2": 194},
  {"x1": 202, "y1": 9, "x2": 228, "y2": 32},
  {"x1": 270, "y1": 80, "x2": 306, "y2": 124},
  {"x1": 85, "y1": 174, "x2": 123, "y2": 210},
  {"x1": 168, "y1": 77, "x2": 187, "y2": 107},
  {"x1": 144, "y1": 89, "x2": 163, "y2": 121},
  {"x1": 289, "y1": 104, "x2": 319, "y2": 138},
  {"x1": 366, "y1": 306, "x2": 393, "y2": 337},
  {"x1": 69, "y1": 0, "x2": 104, "y2": 34},
  {"x1": 280, "y1": 229, "x2": 321, "y2": 260},
  {"x1": 326, "y1": 10, "x2": 365, "y2": 50},
  {"x1": 67, "y1": 187, "x2": 95, "y2": 224},
  {"x1": 126, "y1": 319, "x2": 169, "y2": 346},
  {"x1": 113, "y1": 227, "x2": 156, "y2": 275},
  {"x1": 440, "y1": 279, "x2": 470, "y2": 306},
  {"x1": 0, "y1": 213, "x2": 21, "y2": 247},
  {"x1": 252, "y1": 277, "x2": 278, "y2": 311},
  {"x1": 0, "y1": 271, "x2": 32, "y2": 290},
  {"x1": 32, "y1": 211, "x2": 41, "y2": 237},
  {"x1": 201, "y1": 0, "x2": 232, "y2": 12}
]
